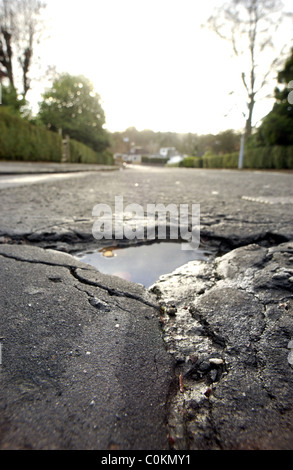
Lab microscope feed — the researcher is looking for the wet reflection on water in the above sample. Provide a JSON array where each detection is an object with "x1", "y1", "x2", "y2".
[{"x1": 76, "y1": 242, "x2": 211, "y2": 288}]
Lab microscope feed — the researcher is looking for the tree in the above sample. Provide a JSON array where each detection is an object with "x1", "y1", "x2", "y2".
[
  {"x1": 207, "y1": 0, "x2": 292, "y2": 138},
  {"x1": 0, "y1": 83, "x2": 26, "y2": 113},
  {"x1": 38, "y1": 73, "x2": 109, "y2": 152},
  {"x1": 210, "y1": 130, "x2": 241, "y2": 154},
  {"x1": 0, "y1": 0, "x2": 46, "y2": 98},
  {"x1": 256, "y1": 48, "x2": 293, "y2": 146}
]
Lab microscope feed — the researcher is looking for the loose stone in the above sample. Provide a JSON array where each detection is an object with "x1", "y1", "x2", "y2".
[
  {"x1": 210, "y1": 369, "x2": 218, "y2": 382},
  {"x1": 209, "y1": 358, "x2": 224, "y2": 365},
  {"x1": 288, "y1": 351, "x2": 293, "y2": 366},
  {"x1": 89, "y1": 297, "x2": 110, "y2": 311}
]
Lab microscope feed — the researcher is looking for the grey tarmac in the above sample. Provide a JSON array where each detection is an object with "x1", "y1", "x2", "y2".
[
  {"x1": 0, "y1": 163, "x2": 293, "y2": 450},
  {"x1": 0, "y1": 244, "x2": 172, "y2": 450}
]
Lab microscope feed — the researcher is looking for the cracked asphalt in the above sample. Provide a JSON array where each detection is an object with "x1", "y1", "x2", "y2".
[
  {"x1": 153, "y1": 242, "x2": 293, "y2": 449},
  {"x1": 0, "y1": 244, "x2": 172, "y2": 450},
  {"x1": 1, "y1": 163, "x2": 293, "y2": 450}
]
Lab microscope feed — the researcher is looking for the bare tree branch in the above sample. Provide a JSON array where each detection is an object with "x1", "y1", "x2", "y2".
[
  {"x1": 0, "y1": 0, "x2": 46, "y2": 96},
  {"x1": 206, "y1": 0, "x2": 292, "y2": 137}
]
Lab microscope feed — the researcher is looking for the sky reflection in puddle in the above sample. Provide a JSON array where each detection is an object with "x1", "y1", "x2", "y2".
[{"x1": 76, "y1": 242, "x2": 211, "y2": 288}]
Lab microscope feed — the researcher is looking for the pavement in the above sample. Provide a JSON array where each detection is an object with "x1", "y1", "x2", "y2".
[
  {"x1": 0, "y1": 161, "x2": 119, "y2": 174},
  {"x1": 0, "y1": 162, "x2": 293, "y2": 450}
]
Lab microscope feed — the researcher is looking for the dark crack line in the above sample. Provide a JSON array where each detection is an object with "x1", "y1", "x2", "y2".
[
  {"x1": 71, "y1": 267, "x2": 159, "y2": 310},
  {"x1": 0, "y1": 251, "x2": 74, "y2": 268},
  {"x1": 73, "y1": 283, "x2": 135, "y2": 315},
  {"x1": 0, "y1": 251, "x2": 159, "y2": 311},
  {"x1": 0, "y1": 251, "x2": 92, "y2": 271}
]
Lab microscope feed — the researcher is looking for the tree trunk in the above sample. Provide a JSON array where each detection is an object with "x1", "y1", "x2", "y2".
[
  {"x1": 245, "y1": 95, "x2": 255, "y2": 137},
  {"x1": 0, "y1": 29, "x2": 15, "y2": 90}
]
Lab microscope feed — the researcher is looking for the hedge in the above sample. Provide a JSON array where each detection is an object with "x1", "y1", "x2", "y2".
[
  {"x1": 0, "y1": 108, "x2": 62, "y2": 161},
  {"x1": 142, "y1": 156, "x2": 169, "y2": 164},
  {"x1": 0, "y1": 108, "x2": 114, "y2": 165},
  {"x1": 180, "y1": 147, "x2": 293, "y2": 169},
  {"x1": 69, "y1": 139, "x2": 114, "y2": 165},
  {"x1": 241, "y1": 146, "x2": 293, "y2": 169},
  {"x1": 180, "y1": 156, "x2": 202, "y2": 168}
]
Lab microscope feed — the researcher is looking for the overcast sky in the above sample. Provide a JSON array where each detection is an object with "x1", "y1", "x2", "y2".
[{"x1": 28, "y1": 0, "x2": 293, "y2": 135}]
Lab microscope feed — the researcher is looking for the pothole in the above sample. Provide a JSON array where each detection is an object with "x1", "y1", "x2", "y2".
[{"x1": 75, "y1": 242, "x2": 213, "y2": 288}]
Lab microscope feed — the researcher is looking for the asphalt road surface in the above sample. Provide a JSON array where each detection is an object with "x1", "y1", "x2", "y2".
[
  {"x1": 1, "y1": 164, "x2": 292, "y2": 248},
  {"x1": 1, "y1": 163, "x2": 293, "y2": 450}
]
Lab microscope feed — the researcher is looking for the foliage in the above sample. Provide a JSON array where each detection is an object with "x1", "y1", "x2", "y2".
[
  {"x1": 69, "y1": 139, "x2": 113, "y2": 165},
  {"x1": 207, "y1": 0, "x2": 292, "y2": 137},
  {"x1": 180, "y1": 156, "x2": 196, "y2": 167},
  {"x1": 141, "y1": 156, "x2": 168, "y2": 164},
  {"x1": 0, "y1": 84, "x2": 27, "y2": 114},
  {"x1": 180, "y1": 156, "x2": 202, "y2": 168},
  {"x1": 0, "y1": 106, "x2": 62, "y2": 161},
  {"x1": 179, "y1": 147, "x2": 293, "y2": 170},
  {"x1": 110, "y1": 127, "x2": 241, "y2": 157},
  {"x1": 0, "y1": 107, "x2": 114, "y2": 164},
  {"x1": 243, "y1": 146, "x2": 292, "y2": 169},
  {"x1": 38, "y1": 73, "x2": 109, "y2": 152},
  {"x1": 0, "y1": 0, "x2": 46, "y2": 97},
  {"x1": 256, "y1": 48, "x2": 293, "y2": 146},
  {"x1": 201, "y1": 153, "x2": 238, "y2": 169}
]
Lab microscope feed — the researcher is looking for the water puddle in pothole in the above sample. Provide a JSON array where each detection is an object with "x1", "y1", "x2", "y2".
[{"x1": 75, "y1": 242, "x2": 212, "y2": 288}]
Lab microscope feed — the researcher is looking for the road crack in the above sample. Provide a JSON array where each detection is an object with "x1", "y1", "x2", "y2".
[
  {"x1": 71, "y1": 267, "x2": 159, "y2": 309},
  {"x1": 0, "y1": 249, "x2": 160, "y2": 312}
]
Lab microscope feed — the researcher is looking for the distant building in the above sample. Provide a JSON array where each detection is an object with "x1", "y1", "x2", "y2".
[
  {"x1": 114, "y1": 146, "x2": 180, "y2": 165},
  {"x1": 159, "y1": 147, "x2": 178, "y2": 158},
  {"x1": 113, "y1": 153, "x2": 131, "y2": 165},
  {"x1": 113, "y1": 152, "x2": 141, "y2": 165},
  {"x1": 131, "y1": 154, "x2": 142, "y2": 164},
  {"x1": 130, "y1": 146, "x2": 149, "y2": 156}
]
